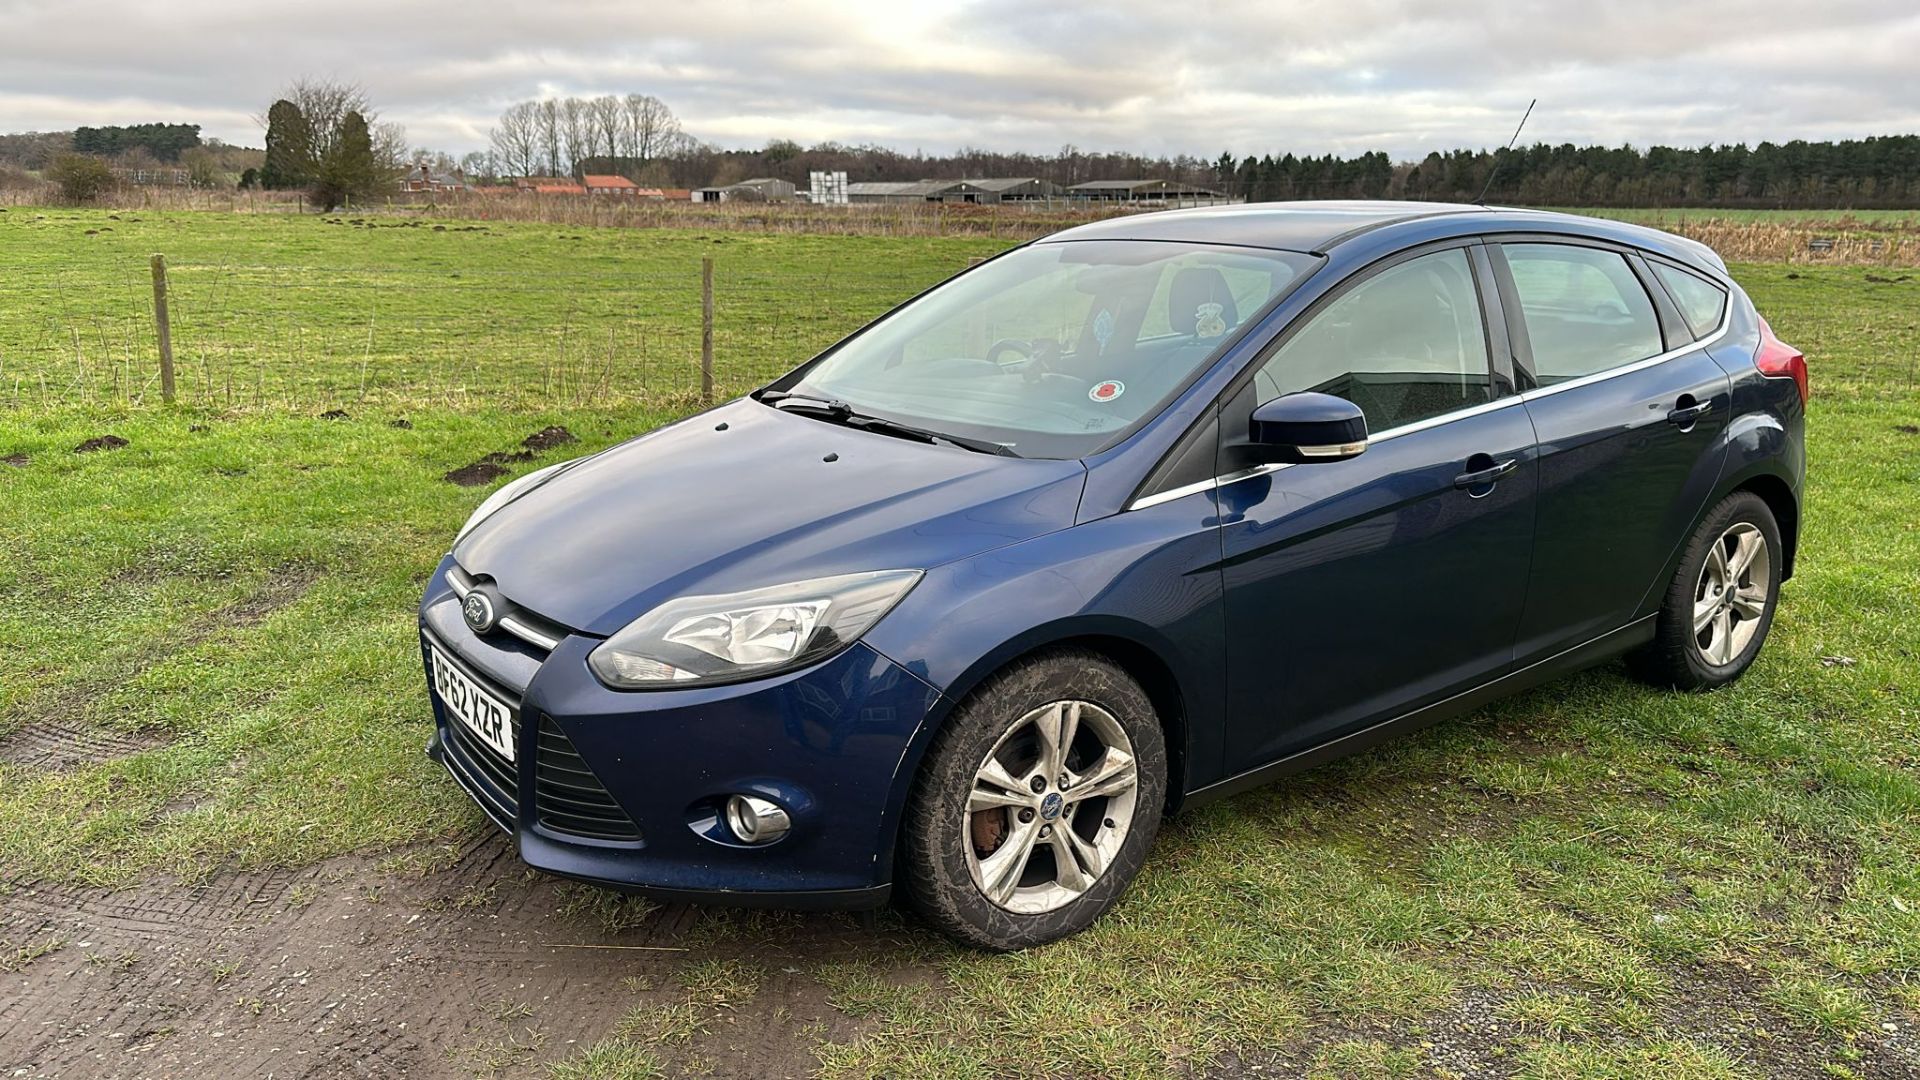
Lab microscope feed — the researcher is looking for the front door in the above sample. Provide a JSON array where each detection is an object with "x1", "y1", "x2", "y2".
[{"x1": 1218, "y1": 244, "x2": 1538, "y2": 774}]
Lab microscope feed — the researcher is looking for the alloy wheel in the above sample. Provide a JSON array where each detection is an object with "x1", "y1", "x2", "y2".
[
  {"x1": 964, "y1": 700, "x2": 1139, "y2": 914},
  {"x1": 1693, "y1": 522, "x2": 1771, "y2": 666}
]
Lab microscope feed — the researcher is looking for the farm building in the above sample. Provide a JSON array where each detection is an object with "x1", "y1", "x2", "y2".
[
  {"x1": 845, "y1": 178, "x2": 1063, "y2": 204},
  {"x1": 692, "y1": 178, "x2": 798, "y2": 203},
  {"x1": 964, "y1": 177, "x2": 1062, "y2": 202},
  {"x1": 514, "y1": 177, "x2": 588, "y2": 195},
  {"x1": 1067, "y1": 179, "x2": 1230, "y2": 204},
  {"x1": 399, "y1": 164, "x2": 472, "y2": 194},
  {"x1": 845, "y1": 180, "x2": 964, "y2": 204},
  {"x1": 583, "y1": 174, "x2": 641, "y2": 196}
]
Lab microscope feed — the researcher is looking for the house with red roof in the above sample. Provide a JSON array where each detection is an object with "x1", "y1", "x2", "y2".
[{"x1": 582, "y1": 174, "x2": 641, "y2": 196}]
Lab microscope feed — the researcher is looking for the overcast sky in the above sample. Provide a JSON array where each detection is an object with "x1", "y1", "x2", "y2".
[{"x1": 4, "y1": 0, "x2": 1918, "y2": 160}]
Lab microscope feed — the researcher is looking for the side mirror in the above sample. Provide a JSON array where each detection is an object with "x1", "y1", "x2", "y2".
[{"x1": 1248, "y1": 392, "x2": 1368, "y2": 463}]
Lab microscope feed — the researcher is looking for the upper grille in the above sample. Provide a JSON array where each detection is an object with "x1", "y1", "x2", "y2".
[
  {"x1": 536, "y1": 714, "x2": 643, "y2": 843},
  {"x1": 447, "y1": 564, "x2": 570, "y2": 655}
]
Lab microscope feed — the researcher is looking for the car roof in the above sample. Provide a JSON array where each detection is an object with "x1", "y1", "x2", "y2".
[{"x1": 1039, "y1": 200, "x2": 1728, "y2": 276}]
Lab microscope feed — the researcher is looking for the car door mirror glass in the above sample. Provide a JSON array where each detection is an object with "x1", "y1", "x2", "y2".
[{"x1": 1248, "y1": 391, "x2": 1368, "y2": 463}]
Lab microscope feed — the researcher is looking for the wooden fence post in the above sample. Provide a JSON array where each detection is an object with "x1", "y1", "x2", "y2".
[
  {"x1": 701, "y1": 257, "x2": 715, "y2": 404},
  {"x1": 150, "y1": 254, "x2": 175, "y2": 403}
]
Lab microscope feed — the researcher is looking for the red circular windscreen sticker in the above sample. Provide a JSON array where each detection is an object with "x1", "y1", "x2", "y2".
[{"x1": 1089, "y1": 379, "x2": 1126, "y2": 403}]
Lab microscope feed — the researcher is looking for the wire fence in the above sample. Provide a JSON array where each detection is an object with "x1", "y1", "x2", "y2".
[{"x1": 0, "y1": 252, "x2": 972, "y2": 410}]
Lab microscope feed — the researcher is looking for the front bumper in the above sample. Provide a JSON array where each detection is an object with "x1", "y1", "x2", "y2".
[{"x1": 418, "y1": 556, "x2": 944, "y2": 909}]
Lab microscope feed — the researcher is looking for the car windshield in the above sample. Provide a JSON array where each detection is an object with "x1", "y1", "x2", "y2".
[{"x1": 779, "y1": 240, "x2": 1320, "y2": 459}]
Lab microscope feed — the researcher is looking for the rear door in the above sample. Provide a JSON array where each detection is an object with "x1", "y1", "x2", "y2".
[
  {"x1": 1217, "y1": 242, "x2": 1537, "y2": 773},
  {"x1": 1490, "y1": 239, "x2": 1732, "y2": 662}
]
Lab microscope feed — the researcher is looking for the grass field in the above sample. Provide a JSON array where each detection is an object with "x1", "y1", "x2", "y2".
[
  {"x1": 3, "y1": 213, "x2": 1920, "y2": 1077},
  {"x1": 0, "y1": 208, "x2": 1004, "y2": 409}
]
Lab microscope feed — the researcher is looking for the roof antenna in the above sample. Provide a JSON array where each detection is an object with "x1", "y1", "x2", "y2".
[{"x1": 1476, "y1": 98, "x2": 1536, "y2": 206}]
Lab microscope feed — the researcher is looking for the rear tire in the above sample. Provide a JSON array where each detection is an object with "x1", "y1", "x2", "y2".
[
  {"x1": 900, "y1": 650, "x2": 1167, "y2": 951},
  {"x1": 1630, "y1": 491, "x2": 1783, "y2": 691}
]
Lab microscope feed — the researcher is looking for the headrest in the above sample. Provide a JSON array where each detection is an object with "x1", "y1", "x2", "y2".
[{"x1": 1170, "y1": 267, "x2": 1239, "y2": 338}]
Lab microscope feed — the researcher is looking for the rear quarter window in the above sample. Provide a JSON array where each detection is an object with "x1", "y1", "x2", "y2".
[{"x1": 1650, "y1": 261, "x2": 1730, "y2": 339}]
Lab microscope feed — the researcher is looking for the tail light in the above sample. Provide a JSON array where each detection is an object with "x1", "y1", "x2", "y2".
[{"x1": 1755, "y1": 317, "x2": 1808, "y2": 406}]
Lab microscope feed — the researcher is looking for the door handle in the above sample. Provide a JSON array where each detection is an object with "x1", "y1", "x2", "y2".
[
  {"x1": 1453, "y1": 458, "x2": 1518, "y2": 490},
  {"x1": 1666, "y1": 397, "x2": 1714, "y2": 428}
]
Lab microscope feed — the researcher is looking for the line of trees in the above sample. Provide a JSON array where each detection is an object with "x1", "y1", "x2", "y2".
[
  {"x1": 72, "y1": 123, "x2": 202, "y2": 162},
  {"x1": 467, "y1": 109, "x2": 1920, "y2": 208},
  {"x1": 10, "y1": 88, "x2": 1920, "y2": 210},
  {"x1": 487, "y1": 94, "x2": 690, "y2": 182},
  {"x1": 711, "y1": 136, "x2": 1920, "y2": 209},
  {"x1": 1389, "y1": 138, "x2": 1920, "y2": 208}
]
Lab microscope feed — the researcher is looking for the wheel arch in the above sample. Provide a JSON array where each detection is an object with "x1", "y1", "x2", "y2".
[
  {"x1": 872, "y1": 619, "x2": 1199, "y2": 886},
  {"x1": 1731, "y1": 472, "x2": 1799, "y2": 580},
  {"x1": 930, "y1": 623, "x2": 1193, "y2": 812}
]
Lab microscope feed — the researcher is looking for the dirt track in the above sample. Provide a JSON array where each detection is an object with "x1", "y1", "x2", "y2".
[{"x1": 1, "y1": 830, "x2": 891, "y2": 1078}]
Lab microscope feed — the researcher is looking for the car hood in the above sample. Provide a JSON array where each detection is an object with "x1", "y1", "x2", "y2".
[{"x1": 453, "y1": 398, "x2": 1088, "y2": 635}]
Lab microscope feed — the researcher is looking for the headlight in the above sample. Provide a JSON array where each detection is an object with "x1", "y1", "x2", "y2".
[
  {"x1": 588, "y1": 570, "x2": 922, "y2": 688},
  {"x1": 455, "y1": 461, "x2": 569, "y2": 544}
]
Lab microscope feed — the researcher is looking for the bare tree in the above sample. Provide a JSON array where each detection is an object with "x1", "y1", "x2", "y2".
[
  {"x1": 459, "y1": 150, "x2": 494, "y2": 182},
  {"x1": 561, "y1": 98, "x2": 590, "y2": 179},
  {"x1": 371, "y1": 121, "x2": 411, "y2": 177},
  {"x1": 589, "y1": 96, "x2": 623, "y2": 170},
  {"x1": 490, "y1": 101, "x2": 541, "y2": 179},
  {"x1": 537, "y1": 99, "x2": 562, "y2": 178},
  {"x1": 283, "y1": 78, "x2": 373, "y2": 163},
  {"x1": 623, "y1": 94, "x2": 681, "y2": 163}
]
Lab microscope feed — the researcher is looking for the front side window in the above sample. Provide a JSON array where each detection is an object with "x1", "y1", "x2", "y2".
[
  {"x1": 1251, "y1": 247, "x2": 1492, "y2": 433},
  {"x1": 789, "y1": 240, "x2": 1318, "y2": 459},
  {"x1": 1650, "y1": 261, "x2": 1730, "y2": 339},
  {"x1": 1504, "y1": 243, "x2": 1664, "y2": 382}
]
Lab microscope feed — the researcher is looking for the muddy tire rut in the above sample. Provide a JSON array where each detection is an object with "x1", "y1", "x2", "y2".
[{"x1": 0, "y1": 830, "x2": 895, "y2": 1079}]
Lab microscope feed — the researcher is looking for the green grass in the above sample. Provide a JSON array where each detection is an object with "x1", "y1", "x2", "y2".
[
  {"x1": 0, "y1": 208, "x2": 1004, "y2": 409},
  {"x1": 3, "y1": 211, "x2": 1919, "y2": 1076},
  {"x1": 0, "y1": 406, "x2": 677, "y2": 881}
]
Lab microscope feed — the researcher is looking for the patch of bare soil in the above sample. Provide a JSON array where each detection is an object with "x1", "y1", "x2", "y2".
[
  {"x1": 72, "y1": 435, "x2": 128, "y2": 454},
  {"x1": 0, "y1": 831, "x2": 893, "y2": 1080},
  {"x1": 443, "y1": 456, "x2": 522, "y2": 487},
  {"x1": 0, "y1": 722, "x2": 170, "y2": 773},
  {"x1": 2, "y1": 453, "x2": 27, "y2": 467},
  {"x1": 520, "y1": 426, "x2": 575, "y2": 453},
  {"x1": 443, "y1": 429, "x2": 576, "y2": 487}
]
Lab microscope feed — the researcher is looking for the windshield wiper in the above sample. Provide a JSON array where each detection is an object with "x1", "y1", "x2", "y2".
[{"x1": 760, "y1": 391, "x2": 1021, "y2": 457}]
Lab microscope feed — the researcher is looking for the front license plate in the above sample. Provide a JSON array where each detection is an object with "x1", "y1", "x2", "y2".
[{"x1": 426, "y1": 639, "x2": 516, "y2": 763}]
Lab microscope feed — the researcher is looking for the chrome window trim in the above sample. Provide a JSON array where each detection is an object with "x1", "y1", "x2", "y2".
[
  {"x1": 1124, "y1": 305, "x2": 1734, "y2": 513},
  {"x1": 444, "y1": 564, "x2": 565, "y2": 651},
  {"x1": 1516, "y1": 307, "x2": 1732, "y2": 403}
]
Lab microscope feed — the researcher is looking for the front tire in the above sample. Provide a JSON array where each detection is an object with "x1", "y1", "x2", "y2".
[
  {"x1": 1630, "y1": 491, "x2": 1783, "y2": 691},
  {"x1": 901, "y1": 650, "x2": 1167, "y2": 951}
]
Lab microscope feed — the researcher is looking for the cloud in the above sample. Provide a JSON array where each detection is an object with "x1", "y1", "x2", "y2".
[{"x1": 3, "y1": 0, "x2": 1916, "y2": 158}]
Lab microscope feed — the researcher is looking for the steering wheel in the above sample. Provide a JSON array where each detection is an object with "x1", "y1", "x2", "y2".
[{"x1": 985, "y1": 337, "x2": 1067, "y2": 384}]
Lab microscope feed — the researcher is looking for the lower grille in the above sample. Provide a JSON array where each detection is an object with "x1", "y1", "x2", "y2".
[
  {"x1": 444, "y1": 709, "x2": 521, "y2": 828},
  {"x1": 536, "y1": 714, "x2": 643, "y2": 842}
]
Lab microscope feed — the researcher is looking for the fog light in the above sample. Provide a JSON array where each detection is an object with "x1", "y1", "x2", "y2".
[{"x1": 724, "y1": 795, "x2": 791, "y2": 845}]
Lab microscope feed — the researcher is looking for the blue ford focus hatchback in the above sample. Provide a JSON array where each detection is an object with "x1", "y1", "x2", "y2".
[{"x1": 422, "y1": 202, "x2": 1806, "y2": 950}]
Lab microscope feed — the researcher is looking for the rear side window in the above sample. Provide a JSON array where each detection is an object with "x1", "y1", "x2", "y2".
[
  {"x1": 1504, "y1": 244, "x2": 1664, "y2": 383},
  {"x1": 1650, "y1": 261, "x2": 1730, "y2": 339}
]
